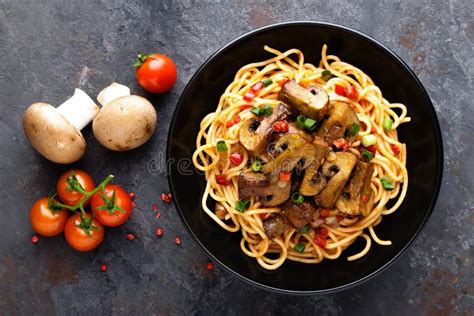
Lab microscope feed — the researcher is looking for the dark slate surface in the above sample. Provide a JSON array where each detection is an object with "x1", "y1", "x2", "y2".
[{"x1": 0, "y1": 0, "x2": 472, "y2": 315}]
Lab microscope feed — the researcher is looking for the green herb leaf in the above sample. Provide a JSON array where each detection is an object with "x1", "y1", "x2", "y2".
[{"x1": 294, "y1": 242, "x2": 305, "y2": 253}]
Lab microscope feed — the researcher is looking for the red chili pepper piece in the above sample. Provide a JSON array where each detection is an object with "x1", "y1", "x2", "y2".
[
  {"x1": 129, "y1": 192, "x2": 135, "y2": 199},
  {"x1": 174, "y1": 236, "x2": 182, "y2": 245},
  {"x1": 31, "y1": 235, "x2": 39, "y2": 244},
  {"x1": 100, "y1": 264, "x2": 108, "y2": 272},
  {"x1": 156, "y1": 227, "x2": 163, "y2": 237},
  {"x1": 238, "y1": 105, "x2": 252, "y2": 112},
  {"x1": 346, "y1": 85, "x2": 358, "y2": 100},
  {"x1": 216, "y1": 175, "x2": 230, "y2": 186},
  {"x1": 161, "y1": 193, "x2": 172, "y2": 203},
  {"x1": 126, "y1": 233, "x2": 135, "y2": 241},
  {"x1": 273, "y1": 120, "x2": 289, "y2": 133},
  {"x1": 278, "y1": 172, "x2": 291, "y2": 182},
  {"x1": 229, "y1": 152, "x2": 243, "y2": 166},
  {"x1": 335, "y1": 84, "x2": 347, "y2": 96},
  {"x1": 320, "y1": 227, "x2": 329, "y2": 237},
  {"x1": 366, "y1": 145, "x2": 377, "y2": 156},
  {"x1": 320, "y1": 209, "x2": 330, "y2": 218},
  {"x1": 207, "y1": 261, "x2": 214, "y2": 270},
  {"x1": 279, "y1": 78, "x2": 290, "y2": 87},
  {"x1": 333, "y1": 138, "x2": 350, "y2": 151},
  {"x1": 390, "y1": 144, "x2": 400, "y2": 155},
  {"x1": 250, "y1": 81, "x2": 264, "y2": 92},
  {"x1": 361, "y1": 194, "x2": 369, "y2": 203},
  {"x1": 314, "y1": 235, "x2": 327, "y2": 249},
  {"x1": 371, "y1": 127, "x2": 377, "y2": 134},
  {"x1": 336, "y1": 214, "x2": 345, "y2": 222},
  {"x1": 225, "y1": 114, "x2": 241, "y2": 128},
  {"x1": 243, "y1": 91, "x2": 255, "y2": 101}
]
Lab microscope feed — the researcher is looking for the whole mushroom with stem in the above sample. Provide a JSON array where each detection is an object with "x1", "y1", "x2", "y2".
[
  {"x1": 23, "y1": 89, "x2": 99, "y2": 164},
  {"x1": 93, "y1": 83, "x2": 157, "y2": 151}
]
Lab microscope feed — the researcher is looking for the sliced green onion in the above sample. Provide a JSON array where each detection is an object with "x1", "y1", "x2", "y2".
[
  {"x1": 304, "y1": 118, "x2": 317, "y2": 131},
  {"x1": 299, "y1": 225, "x2": 309, "y2": 234},
  {"x1": 361, "y1": 134, "x2": 377, "y2": 147},
  {"x1": 321, "y1": 69, "x2": 333, "y2": 81},
  {"x1": 361, "y1": 149, "x2": 374, "y2": 160},
  {"x1": 296, "y1": 115, "x2": 306, "y2": 129},
  {"x1": 294, "y1": 242, "x2": 305, "y2": 253},
  {"x1": 291, "y1": 192, "x2": 304, "y2": 204},
  {"x1": 380, "y1": 176, "x2": 394, "y2": 191},
  {"x1": 349, "y1": 123, "x2": 360, "y2": 137},
  {"x1": 251, "y1": 160, "x2": 262, "y2": 172},
  {"x1": 251, "y1": 104, "x2": 273, "y2": 117},
  {"x1": 235, "y1": 199, "x2": 250, "y2": 212},
  {"x1": 216, "y1": 140, "x2": 227, "y2": 152},
  {"x1": 383, "y1": 117, "x2": 393, "y2": 132},
  {"x1": 262, "y1": 78, "x2": 273, "y2": 87}
]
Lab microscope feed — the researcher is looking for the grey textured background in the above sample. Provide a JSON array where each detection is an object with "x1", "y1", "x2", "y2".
[{"x1": 0, "y1": 0, "x2": 473, "y2": 315}]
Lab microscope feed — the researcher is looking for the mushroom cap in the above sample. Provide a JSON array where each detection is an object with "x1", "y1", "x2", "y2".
[
  {"x1": 92, "y1": 95, "x2": 157, "y2": 151},
  {"x1": 23, "y1": 103, "x2": 86, "y2": 164}
]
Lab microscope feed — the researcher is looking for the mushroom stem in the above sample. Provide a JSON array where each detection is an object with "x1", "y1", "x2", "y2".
[
  {"x1": 97, "y1": 82, "x2": 131, "y2": 107},
  {"x1": 56, "y1": 88, "x2": 99, "y2": 130}
]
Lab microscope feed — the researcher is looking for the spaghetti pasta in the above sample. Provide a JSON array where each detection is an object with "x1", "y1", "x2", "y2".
[{"x1": 192, "y1": 45, "x2": 410, "y2": 270}]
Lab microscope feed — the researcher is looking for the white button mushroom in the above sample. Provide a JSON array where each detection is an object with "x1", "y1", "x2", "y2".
[
  {"x1": 23, "y1": 89, "x2": 99, "y2": 164},
  {"x1": 93, "y1": 83, "x2": 157, "y2": 151}
]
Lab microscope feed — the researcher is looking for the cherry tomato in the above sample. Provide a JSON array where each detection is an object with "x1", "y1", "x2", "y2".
[
  {"x1": 29, "y1": 197, "x2": 69, "y2": 237},
  {"x1": 56, "y1": 169, "x2": 95, "y2": 206},
  {"x1": 64, "y1": 213, "x2": 104, "y2": 251},
  {"x1": 134, "y1": 53, "x2": 177, "y2": 93},
  {"x1": 91, "y1": 184, "x2": 132, "y2": 227}
]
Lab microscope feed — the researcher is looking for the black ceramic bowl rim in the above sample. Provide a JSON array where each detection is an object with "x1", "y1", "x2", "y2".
[{"x1": 166, "y1": 21, "x2": 443, "y2": 295}]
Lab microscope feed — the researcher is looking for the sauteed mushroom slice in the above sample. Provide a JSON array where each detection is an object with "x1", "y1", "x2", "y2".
[
  {"x1": 300, "y1": 136, "x2": 330, "y2": 196},
  {"x1": 317, "y1": 102, "x2": 360, "y2": 144},
  {"x1": 278, "y1": 80, "x2": 329, "y2": 120},
  {"x1": 336, "y1": 161, "x2": 374, "y2": 215},
  {"x1": 316, "y1": 152, "x2": 358, "y2": 208},
  {"x1": 281, "y1": 199, "x2": 317, "y2": 229},
  {"x1": 239, "y1": 103, "x2": 290, "y2": 152},
  {"x1": 238, "y1": 172, "x2": 291, "y2": 207},
  {"x1": 263, "y1": 214, "x2": 290, "y2": 239}
]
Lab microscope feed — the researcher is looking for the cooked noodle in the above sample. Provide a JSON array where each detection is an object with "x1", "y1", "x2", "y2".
[{"x1": 192, "y1": 45, "x2": 410, "y2": 270}]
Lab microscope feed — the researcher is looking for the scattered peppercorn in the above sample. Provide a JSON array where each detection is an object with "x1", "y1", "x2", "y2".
[
  {"x1": 131, "y1": 201, "x2": 137, "y2": 208},
  {"x1": 129, "y1": 192, "x2": 135, "y2": 199},
  {"x1": 152, "y1": 204, "x2": 159, "y2": 211},
  {"x1": 207, "y1": 261, "x2": 214, "y2": 270},
  {"x1": 156, "y1": 227, "x2": 163, "y2": 237},
  {"x1": 174, "y1": 236, "x2": 181, "y2": 245},
  {"x1": 126, "y1": 233, "x2": 135, "y2": 241},
  {"x1": 100, "y1": 264, "x2": 108, "y2": 272},
  {"x1": 31, "y1": 235, "x2": 39, "y2": 244},
  {"x1": 156, "y1": 213, "x2": 161, "y2": 219},
  {"x1": 161, "y1": 193, "x2": 173, "y2": 203}
]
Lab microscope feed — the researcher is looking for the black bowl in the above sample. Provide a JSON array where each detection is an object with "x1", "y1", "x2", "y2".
[{"x1": 167, "y1": 22, "x2": 443, "y2": 294}]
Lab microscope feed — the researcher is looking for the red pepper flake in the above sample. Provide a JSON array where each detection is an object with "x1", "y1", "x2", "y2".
[
  {"x1": 320, "y1": 227, "x2": 329, "y2": 237},
  {"x1": 243, "y1": 91, "x2": 256, "y2": 101},
  {"x1": 238, "y1": 104, "x2": 252, "y2": 112},
  {"x1": 131, "y1": 201, "x2": 137, "y2": 208},
  {"x1": 273, "y1": 120, "x2": 289, "y2": 133},
  {"x1": 161, "y1": 193, "x2": 172, "y2": 203},
  {"x1": 390, "y1": 144, "x2": 400, "y2": 155},
  {"x1": 152, "y1": 204, "x2": 159, "y2": 211},
  {"x1": 31, "y1": 235, "x2": 39, "y2": 244},
  {"x1": 207, "y1": 261, "x2": 214, "y2": 270},
  {"x1": 100, "y1": 264, "x2": 108, "y2": 272},
  {"x1": 333, "y1": 138, "x2": 350, "y2": 151},
  {"x1": 129, "y1": 192, "x2": 135, "y2": 199},
  {"x1": 278, "y1": 171, "x2": 291, "y2": 182},
  {"x1": 346, "y1": 85, "x2": 358, "y2": 100},
  {"x1": 174, "y1": 236, "x2": 182, "y2": 245},
  {"x1": 156, "y1": 212, "x2": 161, "y2": 219},
  {"x1": 314, "y1": 235, "x2": 327, "y2": 249},
  {"x1": 229, "y1": 152, "x2": 243, "y2": 166},
  {"x1": 126, "y1": 233, "x2": 135, "y2": 241},
  {"x1": 366, "y1": 145, "x2": 377, "y2": 156},
  {"x1": 320, "y1": 209, "x2": 330, "y2": 218},
  {"x1": 335, "y1": 84, "x2": 347, "y2": 96},
  {"x1": 156, "y1": 227, "x2": 163, "y2": 237},
  {"x1": 225, "y1": 114, "x2": 241, "y2": 128},
  {"x1": 216, "y1": 175, "x2": 230, "y2": 186},
  {"x1": 336, "y1": 215, "x2": 345, "y2": 222},
  {"x1": 361, "y1": 195, "x2": 369, "y2": 203},
  {"x1": 250, "y1": 81, "x2": 264, "y2": 92},
  {"x1": 279, "y1": 78, "x2": 290, "y2": 87}
]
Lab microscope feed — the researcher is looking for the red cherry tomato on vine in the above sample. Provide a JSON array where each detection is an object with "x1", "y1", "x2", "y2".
[
  {"x1": 91, "y1": 184, "x2": 132, "y2": 227},
  {"x1": 134, "y1": 53, "x2": 177, "y2": 93},
  {"x1": 56, "y1": 169, "x2": 95, "y2": 206},
  {"x1": 29, "y1": 197, "x2": 69, "y2": 237},
  {"x1": 64, "y1": 213, "x2": 104, "y2": 252}
]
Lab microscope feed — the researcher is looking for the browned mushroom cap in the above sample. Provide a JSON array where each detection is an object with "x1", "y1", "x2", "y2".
[
  {"x1": 92, "y1": 95, "x2": 157, "y2": 151},
  {"x1": 23, "y1": 103, "x2": 86, "y2": 164}
]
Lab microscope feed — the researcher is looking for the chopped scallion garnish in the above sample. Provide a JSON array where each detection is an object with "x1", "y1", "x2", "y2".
[
  {"x1": 321, "y1": 69, "x2": 333, "y2": 81},
  {"x1": 383, "y1": 117, "x2": 393, "y2": 132},
  {"x1": 361, "y1": 149, "x2": 374, "y2": 160},
  {"x1": 251, "y1": 104, "x2": 273, "y2": 117},
  {"x1": 235, "y1": 199, "x2": 250, "y2": 213},
  {"x1": 380, "y1": 176, "x2": 394, "y2": 191},
  {"x1": 296, "y1": 115, "x2": 306, "y2": 129},
  {"x1": 294, "y1": 242, "x2": 305, "y2": 253},
  {"x1": 350, "y1": 123, "x2": 360, "y2": 137},
  {"x1": 361, "y1": 134, "x2": 377, "y2": 147},
  {"x1": 304, "y1": 118, "x2": 317, "y2": 131},
  {"x1": 262, "y1": 78, "x2": 273, "y2": 87},
  {"x1": 299, "y1": 225, "x2": 309, "y2": 234},
  {"x1": 216, "y1": 140, "x2": 227, "y2": 152},
  {"x1": 291, "y1": 192, "x2": 304, "y2": 204},
  {"x1": 251, "y1": 160, "x2": 262, "y2": 172}
]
